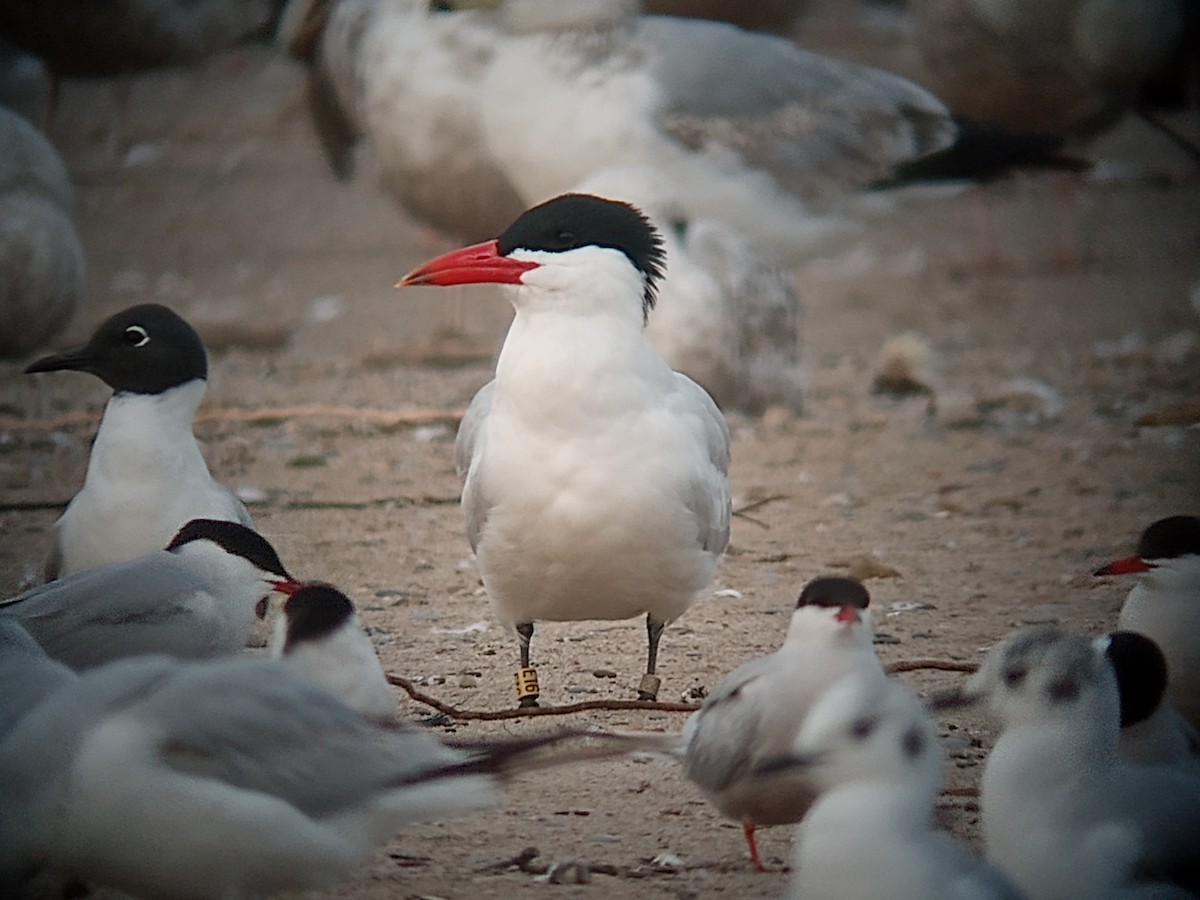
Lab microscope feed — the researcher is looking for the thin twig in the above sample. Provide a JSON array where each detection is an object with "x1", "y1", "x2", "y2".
[
  {"x1": 886, "y1": 659, "x2": 979, "y2": 674},
  {"x1": 387, "y1": 674, "x2": 698, "y2": 719},
  {"x1": 730, "y1": 494, "x2": 787, "y2": 529},
  {"x1": 0, "y1": 405, "x2": 466, "y2": 433}
]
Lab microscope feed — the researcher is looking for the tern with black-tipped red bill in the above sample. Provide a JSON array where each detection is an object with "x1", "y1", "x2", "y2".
[
  {"x1": 0, "y1": 519, "x2": 300, "y2": 669},
  {"x1": 680, "y1": 576, "x2": 884, "y2": 871},
  {"x1": 399, "y1": 192, "x2": 731, "y2": 707},
  {"x1": 271, "y1": 583, "x2": 397, "y2": 721},
  {"x1": 24, "y1": 304, "x2": 253, "y2": 581},
  {"x1": 1095, "y1": 515, "x2": 1200, "y2": 729}
]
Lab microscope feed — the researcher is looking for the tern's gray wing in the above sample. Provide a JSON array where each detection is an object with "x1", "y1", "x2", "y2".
[
  {"x1": 0, "y1": 553, "x2": 224, "y2": 667},
  {"x1": 455, "y1": 380, "x2": 496, "y2": 553},
  {"x1": 139, "y1": 658, "x2": 466, "y2": 817},
  {"x1": 683, "y1": 654, "x2": 778, "y2": 791},
  {"x1": 642, "y1": 16, "x2": 955, "y2": 205},
  {"x1": 669, "y1": 373, "x2": 731, "y2": 555}
]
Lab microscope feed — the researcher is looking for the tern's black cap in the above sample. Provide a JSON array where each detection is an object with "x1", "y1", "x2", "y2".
[
  {"x1": 496, "y1": 193, "x2": 665, "y2": 317},
  {"x1": 1135, "y1": 515, "x2": 1200, "y2": 562},
  {"x1": 1101, "y1": 631, "x2": 1169, "y2": 728},
  {"x1": 281, "y1": 583, "x2": 356, "y2": 651},
  {"x1": 25, "y1": 303, "x2": 207, "y2": 394},
  {"x1": 165, "y1": 519, "x2": 291, "y2": 580},
  {"x1": 795, "y1": 576, "x2": 871, "y2": 610}
]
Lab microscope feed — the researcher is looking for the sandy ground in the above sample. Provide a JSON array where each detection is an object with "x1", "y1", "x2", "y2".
[{"x1": 1, "y1": 5, "x2": 1198, "y2": 899}]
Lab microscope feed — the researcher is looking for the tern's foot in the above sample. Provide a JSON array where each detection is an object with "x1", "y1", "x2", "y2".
[
  {"x1": 515, "y1": 666, "x2": 540, "y2": 707},
  {"x1": 637, "y1": 673, "x2": 662, "y2": 701}
]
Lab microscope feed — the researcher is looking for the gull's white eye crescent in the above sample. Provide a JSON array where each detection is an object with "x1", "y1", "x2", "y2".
[{"x1": 124, "y1": 325, "x2": 150, "y2": 347}]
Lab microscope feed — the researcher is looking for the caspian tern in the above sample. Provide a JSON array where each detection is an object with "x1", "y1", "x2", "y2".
[{"x1": 398, "y1": 192, "x2": 731, "y2": 706}]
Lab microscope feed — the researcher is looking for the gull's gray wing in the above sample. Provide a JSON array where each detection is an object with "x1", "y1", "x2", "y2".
[
  {"x1": 642, "y1": 16, "x2": 956, "y2": 204},
  {"x1": 669, "y1": 373, "x2": 731, "y2": 556},
  {"x1": 0, "y1": 553, "x2": 225, "y2": 668},
  {"x1": 455, "y1": 380, "x2": 496, "y2": 553}
]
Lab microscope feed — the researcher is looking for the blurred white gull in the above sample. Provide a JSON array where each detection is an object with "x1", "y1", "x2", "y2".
[
  {"x1": 476, "y1": 0, "x2": 956, "y2": 259},
  {"x1": 575, "y1": 166, "x2": 805, "y2": 413},
  {"x1": 0, "y1": 105, "x2": 83, "y2": 359},
  {"x1": 763, "y1": 672, "x2": 1023, "y2": 900},
  {"x1": 289, "y1": 0, "x2": 525, "y2": 241},
  {"x1": 943, "y1": 626, "x2": 1200, "y2": 900}
]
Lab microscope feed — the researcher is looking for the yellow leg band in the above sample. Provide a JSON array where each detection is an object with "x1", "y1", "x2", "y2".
[
  {"x1": 515, "y1": 667, "x2": 540, "y2": 706},
  {"x1": 637, "y1": 673, "x2": 662, "y2": 701}
]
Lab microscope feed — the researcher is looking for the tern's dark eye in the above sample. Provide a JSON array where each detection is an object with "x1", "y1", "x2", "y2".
[
  {"x1": 124, "y1": 325, "x2": 150, "y2": 347},
  {"x1": 1003, "y1": 666, "x2": 1026, "y2": 689},
  {"x1": 1046, "y1": 676, "x2": 1080, "y2": 704},
  {"x1": 850, "y1": 717, "x2": 876, "y2": 741},
  {"x1": 901, "y1": 727, "x2": 925, "y2": 759},
  {"x1": 429, "y1": 0, "x2": 453, "y2": 11}
]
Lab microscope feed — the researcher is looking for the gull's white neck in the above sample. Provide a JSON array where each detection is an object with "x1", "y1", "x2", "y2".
[{"x1": 85, "y1": 380, "x2": 208, "y2": 485}]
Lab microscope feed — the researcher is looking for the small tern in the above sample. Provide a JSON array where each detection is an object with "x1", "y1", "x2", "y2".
[
  {"x1": 270, "y1": 582, "x2": 397, "y2": 721},
  {"x1": 25, "y1": 303, "x2": 254, "y2": 581},
  {"x1": 398, "y1": 192, "x2": 731, "y2": 706},
  {"x1": 681, "y1": 576, "x2": 883, "y2": 870},
  {"x1": 1096, "y1": 630, "x2": 1200, "y2": 772},
  {"x1": 0, "y1": 519, "x2": 300, "y2": 669},
  {"x1": 0, "y1": 642, "x2": 654, "y2": 899},
  {"x1": 940, "y1": 626, "x2": 1200, "y2": 900},
  {"x1": 757, "y1": 672, "x2": 1023, "y2": 900},
  {"x1": 1095, "y1": 515, "x2": 1200, "y2": 729}
]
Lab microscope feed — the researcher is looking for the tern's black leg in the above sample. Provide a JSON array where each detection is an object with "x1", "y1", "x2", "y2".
[
  {"x1": 516, "y1": 621, "x2": 535, "y2": 668},
  {"x1": 639, "y1": 615, "x2": 666, "y2": 701},
  {"x1": 515, "y1": 622, "x2": 540, "y2": 708}
]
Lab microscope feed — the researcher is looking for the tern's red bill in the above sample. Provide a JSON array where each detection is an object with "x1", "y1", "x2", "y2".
[
  {"x1": 397, "y1": 240, "x2": 539, "y2": 288},
  {"x1": 1094, "y1": 556, "x2": 1154, "y2": 576}
]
